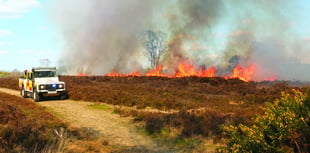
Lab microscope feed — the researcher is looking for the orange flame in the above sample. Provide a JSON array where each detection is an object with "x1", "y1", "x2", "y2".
[
  {"x1": 263, "y1": 75, "x2": 277, "y2": 81},
  {"x1": 145, "y1": 65, "x2": 169, "y2": 77},
  {"x1": 77, "y1": 73, "x2": 86, "y2": 76},
  {"x1": 197, "y1": 66, "x2": 216, "y2": 77},
  {"x1": 229, "y1": 64, "x2": 255, "y2": 82},
  {"x1": 106, "y1": 70, "x2": 123, "y2": 77},
  {"x1": 175, "y1": 62, "x2": 197, "y2": 77},
  {"x1": 174, "y1": 62, "x2": 216, "y2": 78},
  {"x1": 103, "y1": 62, "x2": 259, "y2": 82},
  {"x1": 125, "y1": 71, "x2": 141, "y2": 77}
]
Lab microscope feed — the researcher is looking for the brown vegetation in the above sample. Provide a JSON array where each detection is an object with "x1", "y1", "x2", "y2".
[
  {"x1": 0, "y1": 77, "x2": 19, "y2": 90},
  {"x1": 1, "y1": 76, "x2": 308, "y2": 151},
  {"x1": 0, "y1": 92, "x2": 66, "y2": 152},
  {"x1": 0, "y1": 92, "x2": 115, "y2": 153},
  {"x1": 58, "y1": 76, "x2": 304, "y2": 143},
  {"x1": 60, "y1": 76, "x2": 296, "y2": 110}
]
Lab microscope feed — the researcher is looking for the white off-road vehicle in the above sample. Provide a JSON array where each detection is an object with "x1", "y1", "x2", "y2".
[{"x1": 19, "y1": 67, "x2": 67, "y2": 102}]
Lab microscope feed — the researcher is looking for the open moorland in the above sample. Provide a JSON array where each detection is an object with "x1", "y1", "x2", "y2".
[
  {"x1": 0, "y1": 91, "x2": 125, "y2": 153},
  {"x1": 59, "y1": 76, "x2": 308, "y2": 139},
  {"x1": 0, "y1": 76, "x2": 309, "y2": 152}
]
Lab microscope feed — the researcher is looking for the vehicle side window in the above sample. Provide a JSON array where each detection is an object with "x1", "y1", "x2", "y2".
[
  {"x1": 33, "y1": 71, "x2": 56, "y2": 78},
  {"x1": 50, "y1": 71, "x2": 56, "y2": 77}
]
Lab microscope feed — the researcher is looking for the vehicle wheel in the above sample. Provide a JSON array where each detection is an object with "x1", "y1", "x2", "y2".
[
  {"x1": 33, "y1": 90, "x2": 40, "y2": 102},
  {"x1": 21, "y1": 88, "x2": 27, "y2": 98}
]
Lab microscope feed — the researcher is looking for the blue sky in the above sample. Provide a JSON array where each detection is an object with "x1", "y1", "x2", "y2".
[{"x1": 0, "y1": 0, "x2": 62, "y2": 71}]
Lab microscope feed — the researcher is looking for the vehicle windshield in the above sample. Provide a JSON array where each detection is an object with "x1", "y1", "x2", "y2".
[{"x1": 34, "y1": 71, "x2": 57, "y2": 78}]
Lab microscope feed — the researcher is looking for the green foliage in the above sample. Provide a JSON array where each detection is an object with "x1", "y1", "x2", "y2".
[
  {"x1": 89, "y1": 104, "x2": 110, "y2": 110},
  {"x1": 0, "y1": 71, "x2": 9, "y2": 77},
  {"x1": 222, "y1": 90, "x2": 310, "y2": 152}
]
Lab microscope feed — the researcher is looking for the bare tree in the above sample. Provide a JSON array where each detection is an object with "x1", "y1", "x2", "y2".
[{"x1": 143, "y1": 30, "x2": 166, "y2": 69}]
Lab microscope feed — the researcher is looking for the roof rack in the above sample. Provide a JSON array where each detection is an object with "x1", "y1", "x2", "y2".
[{"x1": 32, "y1": 67, "x2": 57, "y2": 71}]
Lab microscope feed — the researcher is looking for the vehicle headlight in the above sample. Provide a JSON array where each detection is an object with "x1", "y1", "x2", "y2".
[
  {"x1": 39, "y1": 85, "x2": 45, "y2": 90},
  {"x1": 58, "y1": 84, "x2": 64, "y2": 89}
]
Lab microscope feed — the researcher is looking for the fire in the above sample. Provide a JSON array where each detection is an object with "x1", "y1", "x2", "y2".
[
  {"x1": 103, "y1": 62, "x2": 261, "y2": 82},
  {"x1": 228, "y1": 64, "x2": 255, "y2": 82},
  {"x1": 105, "y1": 62, "x2": 217, "y2": 79},
  {"x1": 106, "y1": 70, "x2": 123, "y2": 77},
  {"x1": 77, "y1": 73, "x2": 86, "y2": 76},
  {"x1": 145, "y1": 65, "x2": 168, "y2": 77},
  {"x1": 263, "y1": 75, "x2": 277, "y2": 81},
  {"x1": 197, "y1": 66, "x2": 216, "y2": 77},
  {"x1": 125, "y1": 71, "x2": 141, "y2": 77},
  {"x1": 176, "y1": 62, "x2": 197, "y2": 77},
  {"x1": 175, "y1": 62, "x2": 216, "y2": 78},
  {"x1": 106, "y1": 70, "x2": 141, "y2": 77}
]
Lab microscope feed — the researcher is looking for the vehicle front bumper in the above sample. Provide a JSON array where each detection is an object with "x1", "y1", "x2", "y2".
[{"x1": 37, "y1": 89, "x2": 66, "y2": 96}]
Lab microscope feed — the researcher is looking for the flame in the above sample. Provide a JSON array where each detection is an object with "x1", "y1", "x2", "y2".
[
  {"x1": 125, "y1": 71, "x2": 141, "y2": 77},
  {"x1": 77, "y1": 73, "x2": 86, "y2": 76},
  {"x1": 175, "y1": 62, "x2": 197, "y2": 77},
  {"x1": 175, "y1": 62, "x2": 216, "y2": 78},
  {"x1": 106, "y1": 70, "x2": 141, "y2": 77},
  {"x1": 197, "y1": 66, "x2": 216, "y2": 77},
  {"x1": 145, "y1": 65, "x2": 169, "y2": 77},
  {"x1": 106, "y1": 70, "x2": 123, "y2": 77},
  {"x1": 106, "y1": 62, "x2": 216, "y2": 78},
  {"x1": 228, "y1": 64, "x2": 255, "y2": 82},
  {"x1": 103, "y1": 62, "x2": 259, "y2": 82},
  {"x1": 263, "y1": 75, "x2": 277, "y2": 81}
]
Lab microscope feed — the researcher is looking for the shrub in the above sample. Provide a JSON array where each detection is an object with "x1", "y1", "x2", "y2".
[
  {"x1": 222, "y1": 90, "x2": 310, "y2": 152},
  {"x1": 0, "y1": 92, "x2": 66, "y2": 153}
]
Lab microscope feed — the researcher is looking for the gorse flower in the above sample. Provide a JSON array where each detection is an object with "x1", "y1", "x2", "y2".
[{"x1": 222, "y1": 90, "x2": 310, "y2": 153}]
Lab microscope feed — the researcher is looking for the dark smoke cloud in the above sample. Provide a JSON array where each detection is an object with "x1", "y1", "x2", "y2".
[{"x1": 49, "y1": 0, "x2": 310, "y2": 81}]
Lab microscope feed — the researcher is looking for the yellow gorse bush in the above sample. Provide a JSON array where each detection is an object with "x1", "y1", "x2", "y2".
[{"x1": 222, "y1": 89, "x2": 310, "y2": 153}]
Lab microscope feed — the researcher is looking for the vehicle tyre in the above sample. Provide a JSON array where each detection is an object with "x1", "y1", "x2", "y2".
[
  {"x1": 33, "y1": 90, "x2": 41, "y2": 102},
  {"x1": 21, "y1": 88, "x2": 27, "y2": 98}
]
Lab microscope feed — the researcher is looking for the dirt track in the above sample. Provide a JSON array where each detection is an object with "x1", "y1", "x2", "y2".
[{"x1": 0, "y1": 88, "x2": 156, "y2": 150}]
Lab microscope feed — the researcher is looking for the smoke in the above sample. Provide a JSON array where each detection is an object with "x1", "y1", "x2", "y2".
[
  {"x1": 48, "y1": 0, "x2": 162, "y2": 74},
  {"x1": 49, "y1": 0, "x2": 310, "y2": 80}
]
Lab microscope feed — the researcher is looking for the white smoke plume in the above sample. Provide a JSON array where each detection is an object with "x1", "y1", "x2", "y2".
[
  {"x1": 48, "y1": 0, "x2": 310, "y2": 81},
  {"x1": 48, "y1": 0, "x2": 162, "y2": 74}
]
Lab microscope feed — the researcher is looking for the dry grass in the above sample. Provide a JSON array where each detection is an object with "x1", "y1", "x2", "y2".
[
  {"x1": 0, "y1": 92, "x2": 116, "y2": 153},
  {"x1": 0, "y1": 92, "x2": 66, "y2": 152},
  {"x1": 57, "y1": 76, "x2": 305, "y2": 148},
  {"x1": 60, "y1": 76, "x2": 296, "y2": 110},
  {"x1": 1, "y1": 76, "x2": 308, "y2": 152},
  {"x1": 0, "y1": 77, "x2": 19, "y2": 90}
]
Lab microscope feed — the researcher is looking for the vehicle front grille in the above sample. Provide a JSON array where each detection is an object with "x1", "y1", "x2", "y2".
[{"x1": 46, "y1": 84, "x2": 57, "y2": 91}]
